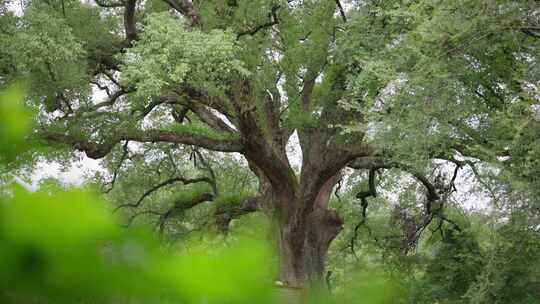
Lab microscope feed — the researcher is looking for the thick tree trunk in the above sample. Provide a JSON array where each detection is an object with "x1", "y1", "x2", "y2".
[
  {"x1": 242, "y1": 135, "x2": 347, "y2": 288},
  {"x1": 270, "y1": 174, "x2": 344, "y2": 288},
  {"x1": 277, "y1": 207, "x2": 343, "y2": 287}
]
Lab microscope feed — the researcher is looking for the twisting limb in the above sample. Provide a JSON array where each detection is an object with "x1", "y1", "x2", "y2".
[
  {"x1": 174, "y1": 87, "x2": 235, "y2": 118},
  {"x1": 356, "y1": 169, "x2": 377, "y2": 220},
  {"x1": 349, "y1": 156, "x2": 466, "y2": 250},
  {"x1": 466, "y1": 161, "x2": 501, "y2": 208},
  {"x1": 436, "y1": 155, "x2": 501, "y2": 207},
  {"x1": 237, "y1": 5, "x2": 280, "y2": 38},
  {"x1": 447, "y1": 162, "x2": 460, "y2": 193},
  {"x1": 114, "y1": 176, "x2": 214, "y2": 211},
  {"x1": 410, "y1": 209, "x2": 463, "y2": 248},
  {"x1": 347, "y1": 218, "x2": 380, "y2": 258},
  {"x1": 136, "y1": 94, "x2": 180, "y2": 118},
  {"x1": 40, "y1": 125, "x2": 244, "y2": 159},
  {"x1": 521, "y1": 27, "x2": 540, "y2": 39},
  {"x1": 351, "y1": 169, "x2": 377, "y2": 255},
  {"x1": 100, "y1": 70, "x2": 122, "y2": 88},
  {"x1": 349, "y1": 157, "x2": 440, "y2": 208},
  {"x1": 406, "y1": 162, "x2": 467, "y2": 247},
  {"x1": 96, "y1": 0, "x2": 138, "y2": 43},
  {"x1": 334, "y1": 177, "x2": 343, "y2": 203},
  {"x1": 158, "y1": 209, "x2": 173, "y2": 233},
  {"x1": 439, "y1": 214, "x2": 462, "y2": 233}
]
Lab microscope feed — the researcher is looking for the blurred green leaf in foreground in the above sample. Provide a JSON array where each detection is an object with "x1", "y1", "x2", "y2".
[
  {"x1": 0, "y1": 86, "x2": 275, "y2": 304},
  {"x1": 0, "y1": 84, "x2": 31, "y2": 163},
  {"x1": 0, "y1": 186, "x2": 275, "y2": 304}
]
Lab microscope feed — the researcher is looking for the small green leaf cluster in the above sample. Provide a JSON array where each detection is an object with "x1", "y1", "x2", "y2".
[
  {"x1": 1, "y1": 2, "x2": 89, "y2": 99},
  {"x1": 122, "y1": 12, "x2": 248, "y2": 99},
  {"x1": 171, "y1": 119, "x2": 239, "y2": 140}
]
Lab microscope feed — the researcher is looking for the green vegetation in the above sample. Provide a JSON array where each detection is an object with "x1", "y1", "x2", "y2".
[{"x1": 1, "y1": 0, "x2": 539, "y2": 303}]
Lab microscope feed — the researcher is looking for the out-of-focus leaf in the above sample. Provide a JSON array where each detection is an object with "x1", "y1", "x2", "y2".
[
  {"x1": 0, "y1": 185, "x2": 275, "y2": 304},
  {"x1": 0, "y1": 84, "x2": 31, "y2": 163}
]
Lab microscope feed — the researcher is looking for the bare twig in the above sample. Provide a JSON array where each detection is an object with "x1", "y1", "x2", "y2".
[
  {"x1": 104, "y1": 140, "x2": 130, "y2": 193},
  {"x1": 335, "y1": 0, "x2": 347, "y2": 23}
]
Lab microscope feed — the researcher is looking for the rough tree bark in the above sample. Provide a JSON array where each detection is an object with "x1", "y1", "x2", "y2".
[{"x1": 275, "y1": 182, "x2": 343, "y2": 287}]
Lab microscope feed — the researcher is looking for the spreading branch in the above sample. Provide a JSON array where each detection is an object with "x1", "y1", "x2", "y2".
[
  {"x1": 349, "y1": 156, "x2": 457, "y2": 250},
  {"x1": 215, "y1": 196, "x2": 261, "y2": 233},
  {"x1": 172, "y1": 106, "x2": 190, "y2": 124},
  {"x1": 158, "y1": 191, "x2": 214, "y2": 233},
  {"x1": 136, "y1": 94, "x2": 180, "y2": 118},
  {"x1": 521, "y1": 27, "x2": 540, "y2": 39},
  {"x1": 349, "y1": 157, "x2": 440, "y2": 205},
  {"x1": 40, "y1": 127, "x2": 243, "y2": 159},
  {"x1": 115, "y1": 176, "x2": 214, "y2": 211}
]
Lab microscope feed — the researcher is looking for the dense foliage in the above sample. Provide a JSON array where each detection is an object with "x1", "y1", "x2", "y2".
[{"x1": 1, "y1": 0, "x2": 539, "y2": 303}]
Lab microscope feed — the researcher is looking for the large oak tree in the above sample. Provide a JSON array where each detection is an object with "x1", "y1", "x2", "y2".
[{"x1": 1, "y1": 0, "x2": 538, "y2": 288}]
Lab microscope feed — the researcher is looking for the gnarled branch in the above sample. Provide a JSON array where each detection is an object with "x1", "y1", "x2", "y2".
[
  {"x1": 215, "y1": 196, "x2": 261, "y2": 233},
  {"x1": 349, "y1": 157, "x2": 440, "y2": 205}
]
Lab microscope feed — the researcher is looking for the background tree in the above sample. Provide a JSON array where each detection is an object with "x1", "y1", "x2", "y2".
[{"x1": 1, "y1": 0, "x2": 538, "y2": 289}]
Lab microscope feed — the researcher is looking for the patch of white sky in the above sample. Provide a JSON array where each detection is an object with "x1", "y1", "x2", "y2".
[
  {"x1": 11, "y1": 83, "x2": 110, "y2": 190},
  {"x1": 12, "y1": 154, "x2": 104, "y2": 191}
]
